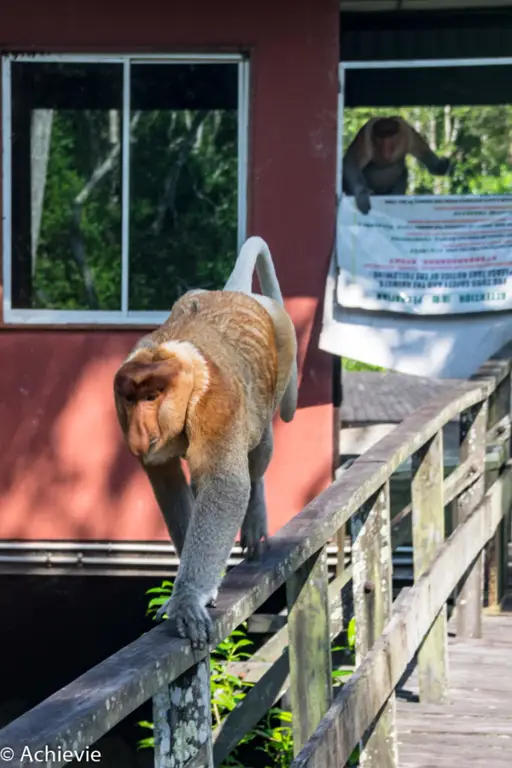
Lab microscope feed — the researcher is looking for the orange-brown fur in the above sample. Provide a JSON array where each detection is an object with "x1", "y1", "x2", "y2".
[
  {"x1": 114, "y1": 290, "x2": 288, "y2": 473},
  {"x1": 112, "y1": 236, "x2": 297, "y2": 648},
  {"x1": 349, "y1": 116, "x2": 436, "y2": 168}
]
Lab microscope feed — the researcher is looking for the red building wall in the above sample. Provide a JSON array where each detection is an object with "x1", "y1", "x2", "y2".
[{"x1": 0, "y1": 0, "x2": 339, "y2": 540}]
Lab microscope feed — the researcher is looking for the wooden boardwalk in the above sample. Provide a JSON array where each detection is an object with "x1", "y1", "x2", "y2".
[{"x1": 397, "y1": 611, "x2": 512, "y2": 768}]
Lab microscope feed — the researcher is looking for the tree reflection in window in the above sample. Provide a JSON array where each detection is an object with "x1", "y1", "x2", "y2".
[{"x1": 9, "y1": 59, "x2": 240, "y2": 313}]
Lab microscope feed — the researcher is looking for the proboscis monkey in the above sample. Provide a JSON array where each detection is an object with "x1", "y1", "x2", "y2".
[
  {"x1": 343, "y1": 116, "x2": 452, "y2": 214},
  {"x1": 113, "y1": 237, "x2": 298, "y2": 648}
]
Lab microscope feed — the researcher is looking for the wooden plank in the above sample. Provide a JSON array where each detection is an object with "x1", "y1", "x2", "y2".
[
  {"x1": 397, "y1": 610, "x2": 512, "y2": 768},
  {"x1": 455, "y1": 401, "x2": 488, "y2": 638},
  {"x1": 400, "y1": 756, "x2": 512, "y2": 768},
  {"x1": 398, "y1": 718, "x2": 512, "y2": 735},
  {"x1": 487, "y1": 374, "x2": 511, "y2": 432},
  {"x1": 289, "y1": 467, "x2": 512, "y2": 768},
  {"x1": 246, "y1": 613, "x2": 287, "y2": 634},
  {"x1": 471, "y1": 342, "x2": 512, "y2": 390},
  {"x1": 287, "y1": 547, "x2": 333, "y2": 754},
  {"x1": 486, "y1": 373, "x2": 511, "y2": 613},
  {"x1": 351, "y1": 483, "x2": 397, "y2": 767},
  {"x1": 396, "y1": 700, "x2": 509, "y2": 717},
  {"x1": 222, "y1": 569, "x2": 351, "y2": 684},
  {"x1": 336, "y1": 524, "x2": 347, "y2": 630},
  {"x1": 153, "y1": 658, "x2": 213, "y2": 768},
  {"x1": 390, "y1": 455, "x2": 481, "y2": 553},
  {"x1": 486, "y1": 516, "x2": 505, "y2": 612},
  {"x1": 411, "y1": 431, "x2": 448, "y2": 704}
]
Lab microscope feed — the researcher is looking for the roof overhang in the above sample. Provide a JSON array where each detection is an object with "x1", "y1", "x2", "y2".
[{"x1": 341, "y1": 0, "x2": 512, "y2": 11}]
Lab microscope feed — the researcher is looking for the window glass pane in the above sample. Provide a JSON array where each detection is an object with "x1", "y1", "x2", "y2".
[
  {"x1": 128, "y1": 63, "x2": 238, "y2": 312},
  {"x1": 10, "y1": 62, "x2": 123, "y2": 310}
]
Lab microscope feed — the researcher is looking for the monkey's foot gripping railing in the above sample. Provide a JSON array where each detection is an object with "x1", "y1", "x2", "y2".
[{"x1": 1, "y1": 343, "x2": 512, "y2": 768}]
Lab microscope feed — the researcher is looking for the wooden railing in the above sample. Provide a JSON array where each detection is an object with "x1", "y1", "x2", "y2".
[{"x1": 1, "y1": 342, "x2": 512, "y2": 768}]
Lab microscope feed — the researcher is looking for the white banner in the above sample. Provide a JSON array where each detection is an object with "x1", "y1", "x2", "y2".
[
  {"x1": 319, "y1": 254, "x2": 512, "y2": 379},
  {"x1": 337, "y1": 195, "x2": 512, "y2": 315}
]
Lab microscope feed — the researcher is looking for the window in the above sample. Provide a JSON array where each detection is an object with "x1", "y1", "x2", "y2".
[
  {"x1": 336, "y1": 57, "x2": 512, "y2": 318},
  {"x1": 1, "y1": 54, "x2": 249, "y2": 324},
  {"x1": 338, "y1": 58, "x2": 512, "y2": 201}
]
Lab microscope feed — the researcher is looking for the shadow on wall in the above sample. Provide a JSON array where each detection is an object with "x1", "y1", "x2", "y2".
[
  {"x1": 0, "y1": 331, "x2": 151, "y2": 540},
  {"x1": 0, "y1": 308, "x2": 333, "y2": 540}
]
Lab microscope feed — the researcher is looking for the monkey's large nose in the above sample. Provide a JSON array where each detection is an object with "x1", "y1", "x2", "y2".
[{"x1": 127, "y1": 413, "x2": 154, "y2": 458}]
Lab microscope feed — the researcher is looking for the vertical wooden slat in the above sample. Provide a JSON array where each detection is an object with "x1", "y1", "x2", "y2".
[
  {"x1": 411, "y1": 431, "x2": 448, "y2": 703},
  {"x1": 351, "y1": 482, "x2": 397, "y2": 768},
  {"x1": 485, "y1": 519, "x2": 504, "y2": 612},
  {"x1": 336, "y1": 525, "x2": 346, "y2": 577},
  {"x1": 486, "y1": 373, "x2": 511, "y2": 612},
  {"x1": 153, "y1": 658, "x2": 213, "y2": 768},
  {"x1": 455, "y1": 400, "x2": 488, "y2": 638},
  {"x1": 287, "y1": 546, "x2": 333, "y2": 755},
  {"x1": 335, "y1": 523, "x2": 351, "y2": 638}
]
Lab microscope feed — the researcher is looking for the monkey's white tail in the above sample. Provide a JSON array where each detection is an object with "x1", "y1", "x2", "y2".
[
  {"x1": 224, "y1": 236, "x2": 284, "y2": 301},
  {"x1": 225, "y1": 236, "x2": 298, "y2": 422}
]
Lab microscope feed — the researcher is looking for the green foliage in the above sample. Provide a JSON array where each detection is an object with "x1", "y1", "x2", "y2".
[
  {"x1": 139, "y1": 581, "x2": 359, "y2": 767},
  {"x1": 253, "y1": 709, "x2": 294, "y2": 768},
  {"x1": 27, "y1": 107, "x2": 237, "y2": 311},
  {"x1": 331, "y1": 616, "x2": 357, "y2": 686},
  {"x1": 342, "y1": 358, "x2": 384, "y2": 372}
]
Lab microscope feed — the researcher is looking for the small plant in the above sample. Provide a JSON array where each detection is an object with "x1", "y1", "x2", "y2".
[
  {"x1": 332, "y1": 615, "x2": 357, "y2": 686},
  {"x1": 253, "y1": 708, "x2": 294, "y2": 768},
  {"x1": 210, "y1": 628, "x2": 254, "y2": 730},
  {"x1": 138, "y1": 581, "x2": 360, "y2": 766},
  {"x1": 342, "y1": 358, "x2": 384, "y2": 372}
]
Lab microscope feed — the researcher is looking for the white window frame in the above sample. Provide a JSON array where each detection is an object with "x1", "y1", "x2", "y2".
[
  {"x1": 338, "y1": 55, "x2": 512, "y2": 203},
  {"x1": 1, "y1": 53, "x2": 250, "y2": 325}
]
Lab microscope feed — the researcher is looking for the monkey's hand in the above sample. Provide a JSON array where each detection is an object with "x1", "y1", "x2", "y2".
[
  {"x1": 435, "y1": 157, "x2": 452, "y2": 176},
  {"x1": 355, "y1": 188, "x2": 371, "y2": 215},
  {"x1": 156, "y1": 586, "x2": 213, "y2": 650}
]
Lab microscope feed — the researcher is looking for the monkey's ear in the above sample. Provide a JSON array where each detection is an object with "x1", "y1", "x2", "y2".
[
  {"x1": 114, "y1": 363, "x2": 142, "y2": 402},
  {"x1": 114, "y1": 359, "x2": 181, "y2": 401}
]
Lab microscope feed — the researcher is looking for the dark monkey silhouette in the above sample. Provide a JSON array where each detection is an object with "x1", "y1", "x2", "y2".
[{"x1": 343, "y1": 116, "x2": 452, "y2": 214}]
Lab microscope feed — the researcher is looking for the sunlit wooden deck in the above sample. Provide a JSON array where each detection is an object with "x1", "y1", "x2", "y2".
[{"x1": 397, "y1": 611, "x2": 512, "y2": 768}]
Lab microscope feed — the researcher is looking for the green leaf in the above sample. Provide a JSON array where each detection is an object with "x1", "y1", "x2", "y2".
[
  {"x1": 136, "y1": 737, "x2": 154, "y2": 750},
  {"x1": 347, "y1": 616, "x2": 356, "y2": 648},
  {"x1": 147, "y1": 596, "x2": 168, "y2": 610},
  {"x1": 137, "y1": 720, "x2": 154, "y2": 730}
]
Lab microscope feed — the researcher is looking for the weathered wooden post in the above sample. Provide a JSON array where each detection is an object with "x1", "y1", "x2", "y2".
[
  {"x1": 351, "y1": 482, "x2": 397, "y2": 768},
  {"x1": 411, "y1": 430, "x2": 448, "y2": 703},
  {"x1": 486, "y1": 372, "x2": 511, "y2": 611},
  {"x1": 153, "y1": 658, "x2": 213, "y2": 768},
  {"x1": 455, "y1": 399, "x2": 488, "y2": 638},
  {"x1": 287, "y1": 546, "x2": 333, "y2": 755}
]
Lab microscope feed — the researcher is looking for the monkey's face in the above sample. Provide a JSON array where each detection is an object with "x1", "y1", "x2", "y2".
[
  {"x1": 113, "y1": 351, "x2": 193, "y2": 463},
  {"x1": 373, "y1": 118, "x2": 402, "y2": 165},
  {"x1": 375, "y1": 136, "x2": 400, "y2": 164}
]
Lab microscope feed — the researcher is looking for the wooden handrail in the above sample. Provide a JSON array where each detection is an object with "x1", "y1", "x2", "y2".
[{"x1": 291, "y1": 467, "x2": 512, "y2": 767}]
